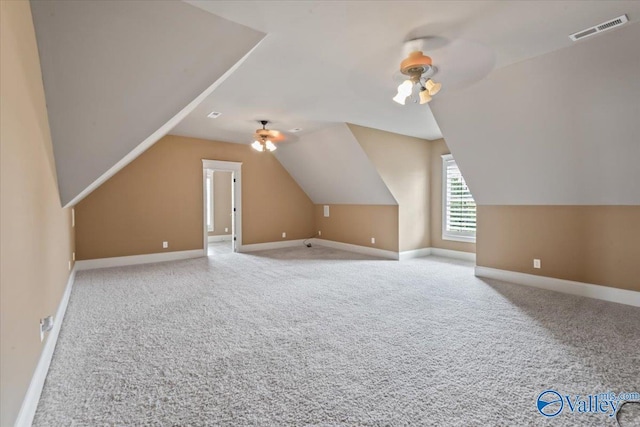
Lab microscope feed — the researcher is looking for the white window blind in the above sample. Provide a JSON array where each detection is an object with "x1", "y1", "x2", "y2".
[{"x1": 442, "y1": 154, "x2": 476, "y2": 242}]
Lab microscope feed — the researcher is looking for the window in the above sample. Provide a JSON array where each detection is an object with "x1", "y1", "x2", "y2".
[
  {"x1": 205, "y1": 170, "x2": 214, "y2": 232},
  {"x1": 442, "y1": 154, "x2": 476, "y2": 242}
]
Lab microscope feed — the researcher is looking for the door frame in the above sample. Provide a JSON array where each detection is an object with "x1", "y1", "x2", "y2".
[{"x1": 202, "y1": 160, "x2": 242, "y2": 255}]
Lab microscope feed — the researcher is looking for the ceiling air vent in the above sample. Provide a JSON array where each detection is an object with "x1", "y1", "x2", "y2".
[{"x1": 569, "y1": 15, "x2": 628, "y2": 41}]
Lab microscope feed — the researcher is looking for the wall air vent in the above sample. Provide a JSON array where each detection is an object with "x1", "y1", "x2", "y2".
[{"x1": 569, "y1": 15, "x2": 628, "y2": 41}]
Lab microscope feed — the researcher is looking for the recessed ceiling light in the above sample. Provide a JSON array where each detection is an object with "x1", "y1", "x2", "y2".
[
  {"x1": 207, "y1": 111, "x2": 222, "y2": 119},
  {"x1": 289, "y1": 128, "x2": 302, "y2": 133}
]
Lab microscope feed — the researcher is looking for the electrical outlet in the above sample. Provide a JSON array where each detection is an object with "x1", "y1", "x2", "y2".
[
  {"x1": 72, "y1": 252, "x2": 76, "y2": 261},
  {"x1": 282, "y1": 232, "x2": 286, "y2": 238},
  {"x1": 163, "y1": 241, "x2": 168, "y2": 249},
  {"x1": 533, "y1": 259, "x2": 541, "y2": 269},
  {"x1": 225, "y1": 227, "x2": 228, "y2": 233},
  {"x1": 68, "y1": 261, "x2": 72, "y2": 271},
  {"x1": 39, "y1": 316, "x2": 53, "y2": 342},
  {"x1": 371, "y1": 237, "x2": 375, "y2": 244},
  {"x1": 318, "y1": 230, "x2": 322, "y2": 236}
]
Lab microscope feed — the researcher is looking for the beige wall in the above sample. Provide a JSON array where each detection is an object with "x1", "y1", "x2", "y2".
[
  {"x1": 315, "y1": 204, "x2": 399, "y2": 252},
  {"x1": 347, "y1": 126, "x2": 476, "y2": 254},
  {"x1": 75, "y1": 135, "x2": 315, "y2": 259},
  {"x1": 349, "y1": 124, "x2": 430, "y2": 252},
  {"x1": 0, "y1": 2, "x2": 75, "y2": 425},
  {"x1": 429, "y1": 139, "x2": 477, "y2": 253},
  {"x1": 209, "y1": 171, "x2": 232, "y2": 236},
  {"x1": 477, "y1": 205, "x2": 640, "y2": 291}
]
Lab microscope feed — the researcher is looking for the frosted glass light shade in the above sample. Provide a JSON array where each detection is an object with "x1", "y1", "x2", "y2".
[
  {"x1": 251, "y1": 140, "x2": 264, "y2": 152},
  {"x1": 419, "y1": 89, "x2": 432, "y2": 104},
  {"x1": 392, "y1": 92, "x2": 407, "y2": 105},
  {"x1": 393, "y1": 80, "x2": 413, "y2": 104},
  {"x1": 398, "y1": 79, "x2": 413, "y2": 95},
  {"x1": 265, "y1": 140, "x2": 276, "y2": 151},
  {"x1": 426, "y1": 79, "x2": 441, "y2": 96}
]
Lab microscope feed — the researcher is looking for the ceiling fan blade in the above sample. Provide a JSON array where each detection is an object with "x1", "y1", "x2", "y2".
[
  {"x1": 254, "y1": 129, "x2": 287, "y2": 142},
  {"x1": 267, "y1": 130, "x2": 286, "y2": 142}
]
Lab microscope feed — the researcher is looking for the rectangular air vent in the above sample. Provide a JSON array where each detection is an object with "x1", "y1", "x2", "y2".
[{"x1": 569, "y1": 14, "x2": 628, "y2": 41}]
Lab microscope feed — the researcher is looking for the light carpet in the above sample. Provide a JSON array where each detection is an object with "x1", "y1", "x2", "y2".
[{"x1": 34, "y1": 246, "x2": 640, "y2": 426}]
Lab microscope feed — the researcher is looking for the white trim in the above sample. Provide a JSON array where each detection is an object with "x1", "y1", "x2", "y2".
[
  {"x1": 475, "y1": 266, "x2": 640, "y2": 307},
  {"x1": 239, "y1": 239, "x2": 307, "y2": 252},
  {"x1": 202, "y1": 160, "x2": 242, "y2": 255},
  {"x1": 75, "y1": 250, "x2": 203, "y2": 271},
  {"x1": 239, "y1": 241, "x2": 477, "y2": 263},
  {"x1": 399, "y1": 248, "x2": 432, "y2": 260},
  {"x1": 14, "y1": 267, "x2": 76, "y2": 427},
  {"x1": 442, "y1": 234, "x2": 476, "y2": 243},
  {"x1": 208, "y1": 234, "x2": 233, "y2": 243},
  {"x1": 431, "y1": 247, "x2": 476, "y2": 262},
  {"x1": 205, "y1": 170, "x2": 214, "y2": 232},
  {"x1": 63, "y1": 41, "x2": 264, "y2": 208},
  {"x1": 312, "y1": 239, "x2": 399, "y2": 260},
  {"x1": 202, "y1": 160, "x2": 244, "y2": 170},
  {"x1": 398, "y1": 247, "x2": 476, "y2": 261}
]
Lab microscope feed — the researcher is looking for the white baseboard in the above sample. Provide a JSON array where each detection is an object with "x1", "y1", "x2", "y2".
[
  {"x1": 430, "y1": 248, "x2": 476, "y2": 262},
  {"x1": 14, "y1": 267, "x2": 76, "y2": 427},
  {"x1": 75, "y1": 249, "x2": 203, "y2": 270},
  {"x1": 399, "y1": 247, "x2": 475, "y2": 262},
  {"x1": 475, "y1": 266, "x2": 640, "y2": 307},
  {"x1": 208, "y1": 234, "x2": 232, "y2": 243},
  {"x1": 312, "y1": 239, "x2": 399, "y2": 260},
  {"x1": 239, "y1": 239, "x2": 308, "y2": 252},
  {"x1": 399, "y1": 248, "x2": 432, "y2": 260}
]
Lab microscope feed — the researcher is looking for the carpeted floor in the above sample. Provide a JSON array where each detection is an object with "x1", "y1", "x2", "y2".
[
  {"x1": 208, "y1": 241, "x2": 233, "y2": 256},
  {"x1": 34, "y1": 246, "x2": 640, "y2": 426}
]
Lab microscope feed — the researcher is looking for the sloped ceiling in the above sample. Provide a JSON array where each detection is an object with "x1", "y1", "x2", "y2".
[
  {"x1": 30, "y1": 0, "x2": 264, "y2": 206},
  {"x1": 430, "y1": 22, "x2": 640, "y2": 205},
  {"x1": 30, "y1": 0, "x2": 640, "y2": 208},
  {"x1": 274, "y1": 124, "x2": 397, "y2": 205},
  {"x1": 171, "y1": 1, "x2": 640, "y2": 209},
  {"x1": 174, "y1": 1, "x2": 640, "y2": 145}
]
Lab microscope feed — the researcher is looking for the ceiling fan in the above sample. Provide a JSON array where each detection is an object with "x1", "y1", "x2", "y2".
[
  {"x1": 251, "y1": 120, "x2": 284, "y2": 152},
  {"x1": 392, "y1": 49, "x2": 442, "y2": 106}
]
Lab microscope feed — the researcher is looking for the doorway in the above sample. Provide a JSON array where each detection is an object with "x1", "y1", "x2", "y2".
[{"x1": 202, "y1": 160, "x2": 242, "y2": 256}]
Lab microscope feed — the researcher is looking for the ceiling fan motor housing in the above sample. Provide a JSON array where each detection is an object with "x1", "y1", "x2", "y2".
[{"x1": 400, "y1": 51, "x2": 434, "y2": 79}]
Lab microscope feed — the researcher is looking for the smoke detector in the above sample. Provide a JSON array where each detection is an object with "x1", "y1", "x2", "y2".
[{"x1": 569, "y1": 15, "x2": 628, "y2": 42}]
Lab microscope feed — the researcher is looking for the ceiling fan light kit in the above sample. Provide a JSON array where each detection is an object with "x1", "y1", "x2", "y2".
[
  {"x1": 251, "y1": 140, "x2": 265, "y2": 152},
  {"x1": 393, "y1": 50, "x2": 442, "y2": 105},
  {"x1": 252, "y1": 120, "x2": 277, "y2": 152}
]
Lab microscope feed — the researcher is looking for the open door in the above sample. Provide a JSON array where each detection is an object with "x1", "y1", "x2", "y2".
[
  {"x1": 202, "y1": 160, "x2": 242, "y2": 256},
  {"x1": 230, "y1": 172, "x2": 237, "y2": 252}
]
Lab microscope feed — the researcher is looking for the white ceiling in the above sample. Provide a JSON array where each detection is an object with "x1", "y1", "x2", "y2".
[
  {"x1": 172, "y1": 1, "x2": 640, "y2": 145},
  {"x1": 31, "y1": 0, "x2": 640, "y2": 207},
  {"x1": 31, "y1": 0, "x2": 264, "y2": 206},
  {"x1": 431, "y1": 21, "x2": 640, "y2": 205},
  {"x1": 274, "y1": 124, "x2": 397, "y2": 205}
]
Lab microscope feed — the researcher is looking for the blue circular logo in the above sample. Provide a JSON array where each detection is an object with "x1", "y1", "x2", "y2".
[{"x1": 537, "y1": 390, "x2": 564, "y2": 417}]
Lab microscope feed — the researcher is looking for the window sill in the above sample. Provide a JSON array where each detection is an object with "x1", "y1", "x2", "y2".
[{"x1": 442, "y1": 234, "x2": 476, "y2": 244}]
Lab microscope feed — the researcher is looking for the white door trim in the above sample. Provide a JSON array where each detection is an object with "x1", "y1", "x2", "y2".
[{"x1": 202, "y1": 160, "x2": 242, "y2": 254}]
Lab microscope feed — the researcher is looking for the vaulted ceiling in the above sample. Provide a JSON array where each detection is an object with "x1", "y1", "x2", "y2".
[
  {"x1": 31, "y1": 0, "x2": 264, "y2": 206},
  {"x1": 432, "y1": 22, "x2": 640, "y2": 205},
  {"x1": 31, "y1": 0, "x2": 640, "y2": 207}
]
